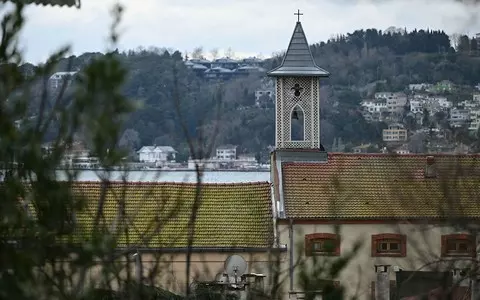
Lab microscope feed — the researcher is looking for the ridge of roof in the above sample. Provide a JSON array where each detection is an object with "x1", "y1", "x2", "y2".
[
  {"x1": 73, "y1": 181, "x2": 270, "y2": 187},
  {"x1": 316, "y1": 152, "x2": 480, "y2": 158},
  {"x1": 268, "y1": 21, "x2": 329, "y2": 77}
]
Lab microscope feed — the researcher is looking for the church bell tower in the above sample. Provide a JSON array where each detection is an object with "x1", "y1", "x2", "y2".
[{"x1": 267, "y1": 11, "x2": 330, "y2": 150}]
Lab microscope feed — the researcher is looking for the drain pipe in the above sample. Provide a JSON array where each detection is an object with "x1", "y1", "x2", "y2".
[{"x1": 289, "y1": 218, "x2": 294, "y2": 292}]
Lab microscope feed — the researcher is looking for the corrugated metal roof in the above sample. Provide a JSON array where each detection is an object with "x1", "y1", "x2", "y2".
[
  {"x1": 0, "y1": 0, "x2": 80, "y2": 8},
  {"x1": 268, "y1": 22, "x2": 329, "y2": 77}
]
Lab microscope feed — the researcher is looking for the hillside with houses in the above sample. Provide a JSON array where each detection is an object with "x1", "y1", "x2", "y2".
[
  {"x1": 18, "y1": 27, "x2": 480, "y2": 167},
  {"x1": 358, "y1": 81, "x2": 480, "y2": 154}
]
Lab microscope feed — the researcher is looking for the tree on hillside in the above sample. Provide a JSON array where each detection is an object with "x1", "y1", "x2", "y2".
[
  {"x1": 458, "y1": 35, "x2": 471, "y2": 53},
  {"x1": 471, "y1": 38, "x2": 478, "y2": 55},
  {"x1": 225, "y1": 47, "x2": 235, "y2": 59},
  {"x1": 119, "y1": 128, "x2": 141, "y2": 157},
  {"x1": 191, "y1": 46, "x2": 204, "y2": 59},
  {"x1": 422, "y1": 108, "x2": 431, "y2": 127},
  {"x1": 210, "y1": 48, "x2": 219, "y2": 60},
  {"x1": 450, "y1": 33, "x2": 462, "y2": 50}
]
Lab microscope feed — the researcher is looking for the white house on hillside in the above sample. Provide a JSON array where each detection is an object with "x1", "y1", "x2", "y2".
[
  {"x1": 409, "y1": 99, "x2": 423, "y2": 114},
  {"x1": 361, "y1": 99, "x2": 387, "y2": 113},
  {"x1": 473, "y1": 94, "x2": 480, "y2": 102},
  {"x1": 216, "y1": 145, "x2": 237, "y2": 160},
  {"x1": 49, "y1": 71, "x2": 77, "y2": 89},
  {"x1": 450, "y1": 108, "x2": 470, "y2": 128},
  {"x1": 137, "y1": 146, "x2": 177, "y2": 165},
  {"x1": 382, "y1": 123, "x2": 407, "y2": 142}
]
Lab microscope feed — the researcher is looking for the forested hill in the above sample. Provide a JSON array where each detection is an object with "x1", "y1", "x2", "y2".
[
  {"x1": 269, "y1": 28, "x2": 480, "y2": 88},
  {"x1": 28, "y1": 28, "x2": 480, "y2": 160}
]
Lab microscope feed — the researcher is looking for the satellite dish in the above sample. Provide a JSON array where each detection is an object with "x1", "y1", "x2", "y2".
[{"x1": 224, "y1": 255, "x2": 247, "y2": 277}]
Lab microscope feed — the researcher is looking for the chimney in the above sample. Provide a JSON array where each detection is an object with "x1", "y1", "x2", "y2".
[
  {"x1": 425, "y1": 155, "x2": 437, "y2": 178},
  {"x1": 375, "y1": 265, "x2": 390, "y2": 300}
]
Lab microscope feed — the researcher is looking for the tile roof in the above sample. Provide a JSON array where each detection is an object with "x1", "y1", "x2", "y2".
[
  {"x1": 268, "y1": 22, "x2": 329, "y2": 77},
  {"x1": 281, "y1": 153, "x2": 480, "y2": 219},
  {"x1": 62, "y1": 181, "x2": 273, "y2": 249}
]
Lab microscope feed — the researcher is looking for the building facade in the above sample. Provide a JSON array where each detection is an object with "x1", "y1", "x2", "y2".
[
  {"x1": 137, "y1": 146, "x2": 177, "y2": 164},
  {"x1": 216, "y1": 145, "x2": 237, "y2": 160},
  {"x1": 268, "y1": 16, "x2": 480, "y2": 300},
  {"x1": 49, "y1": 71, "x2": 77, "y2": 89},
  {"x1": 382, "y1": 123, "x2": 408, "y2": 142},
  {"x1": 63, "y1": 181, "x2": 283, "y2": 296},
  {"x1": 273, "y1": 153, "x2": 480, "y2": 299}
]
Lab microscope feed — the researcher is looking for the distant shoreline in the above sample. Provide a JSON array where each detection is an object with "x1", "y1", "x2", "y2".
[{"x1": 56, "y1": 168, "x2": 270, "y2": 172}]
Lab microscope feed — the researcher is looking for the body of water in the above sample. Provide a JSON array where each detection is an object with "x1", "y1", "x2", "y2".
[{"x1": 57, "y1": 170, "x2": 270, "y2": 183}]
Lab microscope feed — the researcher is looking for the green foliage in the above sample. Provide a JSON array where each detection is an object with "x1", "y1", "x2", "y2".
[{"x1": 0, "y1": 3, "x2": 139, "y2": 299}]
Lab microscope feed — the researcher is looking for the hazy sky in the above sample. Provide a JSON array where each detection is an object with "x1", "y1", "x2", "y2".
[{"x1": 8, "y1": 0, "x2": 480, "y2": 63}]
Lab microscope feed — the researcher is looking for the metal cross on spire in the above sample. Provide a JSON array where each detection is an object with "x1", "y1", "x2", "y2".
[{"x1": 294, "y1": 9, "x2": 303, "y2": 22}]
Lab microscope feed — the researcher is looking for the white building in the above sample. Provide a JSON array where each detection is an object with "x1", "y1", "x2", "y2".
[
  {"x1": 418, "y1": 95, "x2": 453, "y2": 114},
  {"x1": 46, "y1": 141, "x2": 97, "y2": 168},
  {"x1": 234, "y1": 154, "x2": 258, "y2": 169},
  {"x1": 374, "y1": 92, "x2": 406, "y2": 100},
  {"x1": 473, "y1": 94, "x2": 480, "y2": 103},
  {"x1": 186, "y1": 146, "x2": 259, "y2": 170},
  {"x1": 436, "y1": 96, "x2": 452, "y2": 109},
  {"x1": 469, "y1": 109, "x2": 480, "y2": 131},
  {"x1": 49, "y1": 71, "x2": 77, "y2": 89},
  {"x1": 409, "y1": 99, "x2": 423, "y2": 114},
  {"x1": 216, "y1": 145, "x2": 237, "y2": 160},
  {"x1": 449, "y1": 108, "x2": 470, "y2": 128},
  {"x1": 137, "y1": 146, "x2": 177, "y2": 165},
  {"x1": 382, "y1": 123, "x2": 408, "y2": 142},
  {"x1": 408, "y1": 83, "x2": 432, "y2": 91},
  {"x1": 374, "y1": 92, "x2": 407, "y2": 113},
  {"x1": 361, "y1": 99, "x2": 387, "y2": 113},
  {"x1": 394, "y1": 143, "x2": 410, "y2": 155},
  {"x1": 459, "y1": 100, "x2": 480, "y2": 110}
]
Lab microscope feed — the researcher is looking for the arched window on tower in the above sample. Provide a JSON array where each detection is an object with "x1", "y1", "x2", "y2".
[{"x1": 291, "y1": 105, "x2": 304, "y2": 141}]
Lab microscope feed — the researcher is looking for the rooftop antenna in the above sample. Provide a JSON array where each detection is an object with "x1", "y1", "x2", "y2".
[{"x1": 224, "y1": 254, "x2": 247, "y2": 287}]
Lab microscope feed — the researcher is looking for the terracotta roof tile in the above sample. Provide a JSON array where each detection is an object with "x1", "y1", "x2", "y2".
[
  {"x1": 58, "y1": 181, "x2": 273, "y2": 248},
  {"x1": 281, "y1": 153, "x2": 480, "y2": 219}
]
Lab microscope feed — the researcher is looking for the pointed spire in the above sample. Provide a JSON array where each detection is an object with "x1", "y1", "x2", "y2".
[{"x1": 268, "y1": 21, "x2": 329, "y2": 77}]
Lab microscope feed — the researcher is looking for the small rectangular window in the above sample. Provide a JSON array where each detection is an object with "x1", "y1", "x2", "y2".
[
  {"x1": 372, "y1": 234, "x2": 406, "y2": 257},
  {"x1": 312, "y1": 238, "x2": 337, "y2": 254},
  {"x1": 305, "y1": 233, "x2": 340, "y2": 256},
  {"x1": 442, "y1": 234, "x2": 475, "y2": 257}
]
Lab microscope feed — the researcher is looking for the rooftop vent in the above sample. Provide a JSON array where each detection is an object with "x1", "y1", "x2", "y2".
[{"x1": 425, "y1": 156, "x2": 437, "y2": 178}]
